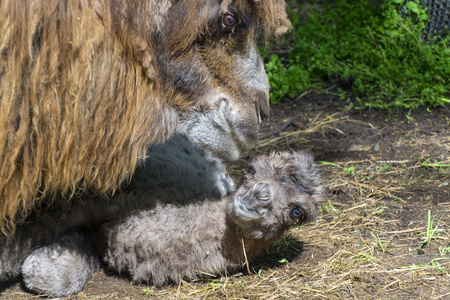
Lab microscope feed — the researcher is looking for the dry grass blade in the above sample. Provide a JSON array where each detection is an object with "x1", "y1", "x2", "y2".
[
  {"x1": 258, "y1": 113, "x2": 349, "y2": 147},
  {"x1": 242, "y1": 239, "x2": 252, "y2": 276}
]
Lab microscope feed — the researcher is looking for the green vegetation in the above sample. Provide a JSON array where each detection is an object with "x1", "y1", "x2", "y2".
[
  {"x1": 319, "y1": 161, "x2": 355, "y2": 175},
  {"x1": 355, "y1": 246, "x2": 375, "y2": 261},
  {"x1": 372, "y1": 206, "x2": 388, "y2": 215},
  {"x1": 439, "y1": 244, "x2": 450, "y2": 255},
  {"x1": 322, "y1": 200, "x2": 339, "y2": 213},
  {"x1": 142, "y1": 287, "x2": 153, "y2": 295},
  {"x1": 421, "y1": 157, "x2": 450, "y2": 171},
  {"x1": 265, "y1": 237, "x2": 291, "y2": 257},
  {"x1": 401, "y1": 257, "x2": 449, "y2": 273},
  {"x1": 380, "y1": 165, "x2": 390, "y2": 172},
  {"x1": 264, "y1": 0, "x2": 450, "y2": 109},
  {"x1": 370, "y1": 231, "x2": 393, "y2": 253},
  {"x1": 417, "y1": 210, "x2": 442, "y2": 249},
  {"x1": 209, "y1": 280, "x2": 224, "y2": 291}
]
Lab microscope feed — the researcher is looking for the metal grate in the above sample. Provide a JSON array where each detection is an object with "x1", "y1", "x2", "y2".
[{"x1": 421, "y1": 0, "x2": 450, "y2": 40}]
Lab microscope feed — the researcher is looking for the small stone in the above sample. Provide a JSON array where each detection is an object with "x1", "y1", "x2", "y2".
[
  {"x1": 372, "y1": 142, "x2": 380, "y2": 152},
  {"x1": 438, "y1": 182, "x2": 448, "y2": 187},
  {"x1": 369, "y1": 128, "x2": 378, "y2": 135}
]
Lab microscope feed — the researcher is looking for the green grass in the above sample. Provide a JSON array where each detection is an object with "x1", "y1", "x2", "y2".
[
  {"x1": 320, "y1": 200, "x2": 340, "y2": 214},
  {"x1": 371, "y1": 231, "x2": 387, "y2": 252},
  {"x1": 417, "y1": 210, "x2": 442, "y2": 249},
  {"x1": 264, "y1": 0, "x2": 450, "y2": 109},
  {"x1": 439, "y1": 244, "x2": 450, "y2": 255},
  {"x1": 372, "y1": 206, "x2": 388, "y2": 215},
  {"x1": 319, "y1": 161, "x2": 355, "y2": 176},
  {"x1": 421, "y1": 157, "x2": 450, "y2": 171},
  {"x1": 401, "y1": 258, "x2": 449, "y2": 273}
]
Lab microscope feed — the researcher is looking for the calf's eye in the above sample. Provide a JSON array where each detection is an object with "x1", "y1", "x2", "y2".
[
  {"x1": 291, "y1": 208, "x2": 302, "y2": 219},
  {"x1": 222, "y1": 12, "x2": 236, "y2": 27}
]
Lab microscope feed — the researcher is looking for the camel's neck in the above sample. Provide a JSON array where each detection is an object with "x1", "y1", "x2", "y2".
[{"x1": 219, "y1": 216, "x2": 276, "y2": 266}]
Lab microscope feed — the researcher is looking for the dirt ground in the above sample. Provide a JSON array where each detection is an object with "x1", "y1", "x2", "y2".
[{"x1": 1, "y1": 93, "x2": 449, "y2": 299}]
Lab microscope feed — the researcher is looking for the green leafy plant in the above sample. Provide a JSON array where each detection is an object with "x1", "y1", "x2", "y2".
[
  {"x1": 380, "y1": 165, "x2": 390, "y2": 172},
  {"x1": 264, "y1": 0, "x2": 450, "y2": 109}
]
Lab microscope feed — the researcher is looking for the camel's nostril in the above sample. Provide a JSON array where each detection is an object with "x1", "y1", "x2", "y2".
[
  {"x1": 255, "y1": 101, "x2": 262, "y2": 125},
  {"x1": 259, "y1": 107, "x2": 268, "y2": 125},
  {"x1": 255, "y1": 91, "x2": 270, "y2": 125},
  {"x1": 258, "y1": 194, "x2": 271, "y2": 202}
]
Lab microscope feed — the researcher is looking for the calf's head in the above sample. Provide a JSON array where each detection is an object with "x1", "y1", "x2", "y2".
[{"x1": 227, "y1": 151, "x2": 325, "y2": 240}]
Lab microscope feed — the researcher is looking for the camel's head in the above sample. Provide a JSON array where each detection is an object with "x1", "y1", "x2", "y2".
[
  {"x1": 227, "y1": 151, "x2": 325, "y2": 240},
  {"x1": 116, "y1": 0, "x2": 291, "y2": 160}
]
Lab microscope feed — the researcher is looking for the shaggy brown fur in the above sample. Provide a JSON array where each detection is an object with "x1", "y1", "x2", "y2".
[{"x1": 0, "y1": 0, "x2": 291, "y2": 234}]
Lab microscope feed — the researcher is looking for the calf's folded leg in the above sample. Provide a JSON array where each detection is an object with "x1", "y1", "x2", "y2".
[{"x1": 21, "y1": 230, "x2": 101, "y2": 298}]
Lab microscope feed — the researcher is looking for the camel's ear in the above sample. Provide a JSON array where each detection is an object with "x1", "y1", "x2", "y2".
[{"x1": 252, "y1": 0, "x2": 292, "y2": 38}]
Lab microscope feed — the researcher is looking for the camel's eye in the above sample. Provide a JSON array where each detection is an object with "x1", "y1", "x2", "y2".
[
  {"x1": 291, "y1": 207, "x2": 302, "y2": 220},
  {"x1": 222, "y1": 12, "x2": 237, "y2": 27}
]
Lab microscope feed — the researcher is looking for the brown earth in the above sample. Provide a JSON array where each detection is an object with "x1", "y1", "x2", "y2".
[{"x1": 1, "y1": 93, "x2": 449, "y2": 300}]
